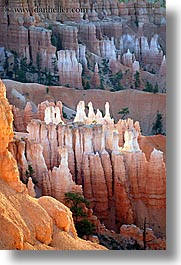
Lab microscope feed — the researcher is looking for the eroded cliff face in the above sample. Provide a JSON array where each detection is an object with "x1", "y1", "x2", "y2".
[
  {"x1": 0, "y1": 79, "x2": 106, "y2": 250},
  {"x1": 119, "y1": 224, "x2": 166, "y2": 250},
  {"x1": 0, "y1": 178, "x2": 107, "y2": 250},
  {"x1": 9, "y1": 98, "x2": 166, "y2": 236},
  {"x1": 0, "y1": 0, "x2": 166, "y2": 91},
  {"x1": 0, "y1": 79, "x2": 25, "y2": 192}
]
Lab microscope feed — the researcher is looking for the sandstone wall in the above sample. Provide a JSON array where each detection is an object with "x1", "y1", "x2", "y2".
[
  {"x1": 3, "y1": 80, "x2": 166, "y2": 135},
  {"x1": 0, "y1": 79, "x2": 106, "y2": 250},
  {"x1": 0, "y1": 178, "x2": 107, "y2": 250},
  {"x1": 0, "y1": 0, "x2": 166, "y2": 90},
  {"x1": 0, "y1": 79, "x2": 25, "y2": 192},
  {"x1": 9, "y1": 100, "x2": 166, "y2": 236}
]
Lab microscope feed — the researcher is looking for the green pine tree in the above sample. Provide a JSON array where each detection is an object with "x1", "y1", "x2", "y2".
[
  {"x1": 152, "y1": 111, "x2": 163, "y2": 135},
  {"x1": 134, "y1": 71, "x2": 141, "y2": 89},
  {"x1": 118, "y1": 107, "x2": 130, "y2": 119},
  {"x1": 65, "y1": 192, "x2": 90, "y2": 226}
]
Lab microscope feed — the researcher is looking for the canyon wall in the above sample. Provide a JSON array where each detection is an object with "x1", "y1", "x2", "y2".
[
  {"x1": 0, "y1": 0, "x2": 166, "y2": 91},
  {"x1": 0, "y1": 79, "x2": 25, "y2": 192},
  {"x1": 57, "y1": 50, "x2": 83, "y2": 89},
  {"x1": 3, "y1": 79, "x2": 166, "y2": 135},
  {"x1": 9, "y1": 99, "x2": 166, "y2": 236},
  {"x1": 0, "y1": 79, "x2": 106, "y2": 250}
]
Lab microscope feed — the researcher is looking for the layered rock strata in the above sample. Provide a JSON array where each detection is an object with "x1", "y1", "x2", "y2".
[
  {"x1": 0, "y1": 79, "x2": 107, "y2": 250},
  {"x1": 10, "y1": 99, "x2": 166, "y2": 236},
  {"x1": 57, "y1": 50, "x2": 83, "y2": 89},
  {"x1": 12, "y1": 100, "x2": 64, "y2": 132},
  {"x1": 0, "y1": 0, "x2": 166, "y2": 92},
  {"x1": 0, "y1": 178, "x2": 106, "y2": 250}
]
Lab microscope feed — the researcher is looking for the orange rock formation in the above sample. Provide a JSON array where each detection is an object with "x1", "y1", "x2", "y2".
[
  {"x1": 0, "y1": 79, "x2": 106, "y2": 250},
  {"x1": 8, "y1": 97, "x2": 166, "y2": 237},
  {"x1": 3, "y1": 79, "x2": 166, "y2": 135},
  {"x1": 120, "y1": 224, "x2": 166, "y2": 250},
  {"x1": 0, "y1": 80, "x2": 25, "y2": 192}
]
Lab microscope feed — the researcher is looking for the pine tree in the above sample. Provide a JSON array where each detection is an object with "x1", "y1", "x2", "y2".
[
  {"x1": 134, "y1": 71, "x2": 141, "y2": 89},
  {"x1": 152, "y1": 111, "x2": 163, "y2": 135},
  {"x1": 65, "y1": 192, "x2": 89, "y2": 226},
  {"x1": 84, "y1": 81, "x2": 91, "y2": 90},
  {"x1": 36, "y1": 53, "x2": 42, "y2": 82},
  {"x1": 143, "y1": 81, "x2": 154, "y2": 92},
  {"x1": 153, "y1": 83, "x2": 159, "y2": 93},
  {"x1": 118, "y1": 107, "x2": 130, "y2": 119}
]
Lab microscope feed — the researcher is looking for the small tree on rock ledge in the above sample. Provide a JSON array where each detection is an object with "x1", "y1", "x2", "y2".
[
  {"x1": 152, "y1": 111, "x2": 163, "y2": 135},
  {"x1": 64, "y1": 192, "x2": 95, "y2": 238},
  {"x1": 118, "y1": 107, "x2": 130, "y2": 119},
  {"x1": 64, "y1": 192, "x2": 89, "y2": 226}
]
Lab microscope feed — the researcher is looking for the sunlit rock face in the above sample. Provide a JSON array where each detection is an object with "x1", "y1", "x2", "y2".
[
  {"x1": 44, "y1": 105, "x2": 64, "y2": 125},
  {"x1": 11, "y1": 100, "x2": 64, "y2": 132},
  {"x1": 0, "y1": 80, "x2": 107, "y2": 250},
  {"x1": 159, "y1": 55, "x2": 166, "y2": 76},
  {"x1": 0, "y1": 79, "x2": 25, "y2": 192},
  {"x1": 10, "y1": 99, "x2": 166, "y2": 236}
]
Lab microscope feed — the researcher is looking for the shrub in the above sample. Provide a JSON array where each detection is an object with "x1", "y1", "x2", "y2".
[
  {"x1": 62, "y1": 110, "x2": 68, "y2": 119},
  {"x1": 22, "y1": 165, "x2": 38, "y2": 185},
  {"x1": 118, "y1": 107, "x2": 130, "y2": 119},
  {"x1": 152, "y1": 111, "x2": 163, "y2": 135},
  {"x1": 143, "y1": 81, "x2": 154, "y2": 92},
  {"x1": 46, "y1": 87, "x2": 49, "y2": 94},
  {"x1": 76, "y1": 219, "x2": 96, "y2": 238},
  {"x1": 110, "y1": 71, "x2": 123, "y2": 91},
  {"x1": 102, "y1": 59, "x2": 110, "y2": 75},
  {"x1": 65, "y1": 192, "x2": 89, "y2": 225},
  {"x1": 134, "y1": 71, "x2": 140, "y2": 89},
  {"x1": 84, "y1": 81, "x2": 91, "y2": 90},
  {"x1": 153, "y1": 83, "x2": 159, "y2": 93}
]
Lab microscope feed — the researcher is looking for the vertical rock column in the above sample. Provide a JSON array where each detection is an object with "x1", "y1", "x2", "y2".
[
  {"x1": 78, "y1": 23, "x2": 101, "y2": 56},
  {"x1": 0, "y1": 80, "x2": 25, "y2": 192},
  {"x1": 29, "y1": 27, "x2": 57, "y2": 73},
  {"x1": 49, "y1": 147, "x2": 82, "y2": 202},
  {"x1": 12, "y1": 106, "x2": 26, "y2": 132},
  {"x1": 57, "y1": 50, "x2": 83, "y2": 89},
  {"x1": 91, "y1": 63, "x2": 101, "y2": 89},
  {"x1": 111, "y1": 151, "x2": 134, "y2": 226},
  {"x1": 64, "y1": 125, "x2": 76, "y2": 180},
  {"x1": 24, "y1": 102, "x2": 34, "y2": 129},
  {"x1": 89, "y1": 153, "x2": 109, "y2": 221}
]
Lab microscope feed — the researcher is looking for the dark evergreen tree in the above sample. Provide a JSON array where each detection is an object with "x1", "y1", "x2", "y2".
[
  {"x1": 76, "y1": 219, "x2": 96, "y2": 238},
  {"x1": 22, "y1": 165, "x2": 38, "y2": 185},
  {"x1": 152, "y1": 111, "x2": 163, "y2": 135},
  {"x1": 84, "y1": 81, "x2": 91, "y2": 90},
  {"x1": 65, "y1": 192, "x2": 90, "y2": 226},
  {"x1": 153, "y1": 83, "x2": 159, "y2": 93},
  {"x1": 143, "y1": 81, "x2": 154, "y2": 92},
  {"x1": 118, "y1": 107, "x2": 130, "y2": 119},
  {"x1": 134, "y1": 71, "x2": 141, "y2": 89}
]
